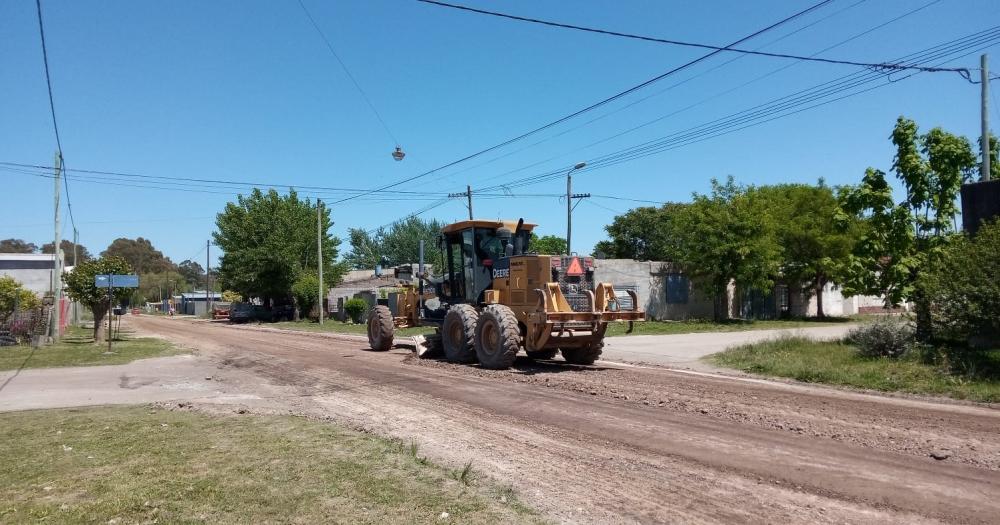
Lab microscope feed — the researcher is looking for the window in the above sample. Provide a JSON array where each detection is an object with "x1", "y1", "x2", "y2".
[{"x1": 666, "y1": 273, "x2": 689, "y2": 304}]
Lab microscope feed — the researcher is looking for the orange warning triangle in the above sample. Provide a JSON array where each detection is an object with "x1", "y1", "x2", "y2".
[{"x1": 566, "y1": 257, "x2": 584, "y2": 276}]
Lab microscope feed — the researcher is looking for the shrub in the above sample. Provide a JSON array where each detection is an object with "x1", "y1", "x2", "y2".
[
  {"x1": 921, "y1": 219, "x2": 1000, "y2": 346},
  {"x1": 343, "y1": 298, "x2": 368, "y2": 324},
  {"x1": 291, "y1": 273, "x2": 320, "y2": 319},
  {"x1": 846, "y1": 317, "x2": 914, "y2": 359}
]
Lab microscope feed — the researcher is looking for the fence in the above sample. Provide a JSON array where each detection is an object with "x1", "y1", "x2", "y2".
[{"x1": 0, "y1": 307, "x2": 50, "y2": 346}]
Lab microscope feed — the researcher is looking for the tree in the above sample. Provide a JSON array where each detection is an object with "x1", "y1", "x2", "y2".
[
  {"x1": 0, "y1": 276, "x2": 40, "y2": 317},
  {"x1": 529, "y1": 233, "x2": 567, "y2": 255},
  {"x1": 41, "y1": 239, "x2": 92, "y2": 265},
  {"x1": 0, "y1": 239, "x2": 37, "y2": 253},
  {"x1": 344, "y1": 217, "x2": 444, "y2": 270},
  {"x1": 137, "y1": 270, "x2": 188, "y2": 304},
  {"x1": 102, "y1": 237, "x2": 174, "y2": 274},
  {"x1": 213, "y1": 188, "x2": 345, "y2": 308},
  {"x1": 291, "y1": 272, "x2": 324, "y2": 320},
  {"x1": 837, "y1": 117, "x2": 976, "y2": 340},
  {"x1": 176, "y1": 259, "x2": 205, "y2": 288},
  {"x1": 757, "y1": 183, "x2": 857, "y2": 317},
  {"x1": 921, "y1": 219, "x2": 1000, "y2": 345},
  {"x1": 593, "y1": 204, "x2": 687, "y2": 260},
  {"x1": 671, "y1": 177, "x2": 781, "y2": 320},
  {"x1": 63, "y1": 256, "x2": 132, "y2": 341}
]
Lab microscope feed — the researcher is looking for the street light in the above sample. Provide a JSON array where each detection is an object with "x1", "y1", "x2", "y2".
[{"x1": 566, "y1": 162, "x2": 587, "y2": 254}]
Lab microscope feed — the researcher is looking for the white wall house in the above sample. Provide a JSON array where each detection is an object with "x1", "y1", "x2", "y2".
[{"x1": 0, "y1": 253, "x2": 72, "y2": 296}]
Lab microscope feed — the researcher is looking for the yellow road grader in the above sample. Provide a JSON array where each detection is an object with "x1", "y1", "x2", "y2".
[{"x1": 366, "y1": 219, "x2": 644, "y2": 369}]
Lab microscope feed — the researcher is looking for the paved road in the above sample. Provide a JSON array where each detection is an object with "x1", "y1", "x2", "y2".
[
  {"x1": 603, "y1": 324, "x2": 857, "y2": 368},
  {"x1": 126, "y1": 316, "x2": 998, "y2": 524}
]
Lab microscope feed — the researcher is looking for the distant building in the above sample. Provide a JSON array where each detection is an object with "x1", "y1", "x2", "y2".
[
  {"x1": 178, "y1": 290, "x2": 223, "y2": 316},
  {"x1": 0, "y1": 253, "x2": 74, "y2": 296}
]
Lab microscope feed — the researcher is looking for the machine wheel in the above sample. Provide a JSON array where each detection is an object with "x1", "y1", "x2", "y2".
[
  {"x1": 367, "y1": 305, "x2": 394, "y2": 351},
  {"x1": 560, "y1": 340, "x2": 604, "y2": 365},
  {"x1": 474, "y1": 304, "x2": 521, "y2": 370},
  {"x1": 525, "y1": 349, "x2": 558, "y2": 360},
  {"x1": 442, "y1": 304, "x2": 478, "y2": 363}
]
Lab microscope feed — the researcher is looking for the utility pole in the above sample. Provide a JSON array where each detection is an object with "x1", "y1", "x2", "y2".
[
  {"x1": 565, "y1": 162, "x2": 588, "y2": 254},
  {"x1": 72, "y1": 228, "x2": 79, "y2": 324},
  {"x1": 206, "y1": 240, "x2": 211, "y2": 315},
  {"x1": 448, "y1": 186, "x2": 474, "y2": 219},
  {"x1": 982, "y1": 54, "x2": 991, "y2": 182},
  {"x1": 317, "y1": 199, "x2": 324, "y2": 324},
  {"x1": 52, "y1": 152, "x2": 62, "y2": 340}
]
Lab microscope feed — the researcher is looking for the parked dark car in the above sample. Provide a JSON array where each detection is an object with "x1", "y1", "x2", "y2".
[
  {"x1": 228, "y1": 302, "x2": 256, "y2": 324},
  {"x1": 229, "y1": 302, "x2": 295, "y2": 323}
]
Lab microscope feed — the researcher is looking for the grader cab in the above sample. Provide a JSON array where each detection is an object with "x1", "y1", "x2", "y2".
[{"x1": 366, "y1": 219, "x2": 644, "y2": 369}]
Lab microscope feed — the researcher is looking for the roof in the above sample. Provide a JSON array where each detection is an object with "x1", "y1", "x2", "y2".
[
  {"x1": 440, "y1": 219, "x2": 537, "y2": 234},
  {"x1": 0, "y1": 253, "x2": 57, "y2": 270}
]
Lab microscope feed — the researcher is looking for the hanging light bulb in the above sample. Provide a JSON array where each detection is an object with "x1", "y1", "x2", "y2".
[{"x1": 392, "y1": 146, "x2": 406, "y2": 161}]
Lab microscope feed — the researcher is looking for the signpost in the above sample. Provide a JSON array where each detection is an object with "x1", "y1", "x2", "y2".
[{"x1": 95, "y1": 274, "x2": 139, "y2": 353}]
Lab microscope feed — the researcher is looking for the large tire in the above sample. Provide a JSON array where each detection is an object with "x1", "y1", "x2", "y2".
[
  {"x1": 474, "y1": 304, "x2": 521, "y2": 370},
  {"x1": 560, "y1": 339, "x2": 604, "y2": 365},
  {"x1": 525, "y1": 349, "x2": 558, "y2": 360},
  {"x1": 442, "y1": 304, "x2": 478, "y2": 363},
  {"x1": 367, "y1": 305, "x2": 394, "y2": 351}
]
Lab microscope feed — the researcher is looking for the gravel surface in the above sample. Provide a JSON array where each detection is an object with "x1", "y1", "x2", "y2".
[{"x1": 120, "y1": 317, "x2": 1000, "y2": 523}]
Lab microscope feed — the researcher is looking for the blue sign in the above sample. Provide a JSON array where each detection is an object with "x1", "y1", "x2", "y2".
[{"x1": 94, "y1": 274, "x2": 140, "y2": 288}]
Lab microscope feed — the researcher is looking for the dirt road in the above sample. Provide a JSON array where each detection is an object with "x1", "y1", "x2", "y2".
[{"x1": 132, "y1": 316, "x2": 999, "y2": 524}]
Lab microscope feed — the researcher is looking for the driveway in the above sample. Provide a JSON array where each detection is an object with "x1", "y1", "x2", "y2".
[{"x1": 603, "y1": 324, "x2": 857, "y2": 369}]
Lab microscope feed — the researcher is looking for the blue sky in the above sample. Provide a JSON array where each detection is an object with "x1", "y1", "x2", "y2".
[{"x1": 2, "y1": 0, "x2": 997, "y2": 266}]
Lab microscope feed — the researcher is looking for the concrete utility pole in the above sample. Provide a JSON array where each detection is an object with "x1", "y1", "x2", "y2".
[
  {"x1": 72, "y1": 227, "x2": 79, "y2": 325},
  {"x1": 317, "y1": 199, "x2": 324, "y2": 324},
  {"x1": 448, "y1": 186, "x2": 474, "y2": 219},
  {"x1": 206, "y1": 240, "x2": 211, "y2": 314},
  {"x1": 51, "y1": 152, "x2": 62, "y2": 340},
  {"x1": 982, "y1": 54, "x2": 991, "y2": 182},
  {"x1": 565, "y1": 162, "x2": 588, "y2": 255}
]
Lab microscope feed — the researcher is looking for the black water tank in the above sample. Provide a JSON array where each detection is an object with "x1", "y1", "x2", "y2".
[{"x1": 961, "y1": 179, "x2": 1000, "y2": 234}]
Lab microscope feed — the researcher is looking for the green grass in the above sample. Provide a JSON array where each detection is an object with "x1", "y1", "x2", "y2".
[
  {"x1": 707, "y1": 336, "x2": 1000, "y2": 403},
  {"x1": 270, "y1": 320, "x2": 433, "y2": 337},
  {"x1": 605, "y1": 316, "x2": 854, "y2": 337},
  {"x1": 0, "y1": 326, "x2": 184, "y2": 371},
  {"x1": 0, "y1": 406, "x2": 540, "y2": 524}
]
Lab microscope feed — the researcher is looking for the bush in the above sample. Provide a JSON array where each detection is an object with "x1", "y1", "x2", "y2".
[
  {"x1": 343, "y1": 298, "x2": 368, "y2": 324},
  {"x1": 921, "y1": 219, "x2": 1000, "y2": 346},
  {"x1": 846, "y1": 317, "x2": 914, "y2": 358},
  {"x1": 291, "y1": 273, "x2": 320, "y2": 319}
]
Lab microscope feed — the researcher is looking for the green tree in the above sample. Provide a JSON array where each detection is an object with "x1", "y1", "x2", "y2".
[
  {"x1": 290, "y1": 272, "x2": 325, "y2": 320},
  {"x1": 529, "y1": 233, "x2": 567, "y2": 255},
  {"x1": 214, "y1": 189, "x2": 345, "y2": 307},
  {"x1": 0, "y1": 239, "x2": 37, "y2": 253},
  {"x1": 921, "y1": 219, "x2": 1000, "y2": 345},
  {"x1": 837, "y1": 117, "x2": 976, "y2": 340},
  {"x1": 102, "y1": 237, "x2": 175, "y2": 274},
  {"x1": 137, "y1": 271, "x2": 188, "y2": 304},
  {"x1": 758, "y1": 183, "x2": 857, "y2": 317},
  {"x1": 176, "y1": 259, "x2": 205, "y2": 288},
  {"x1": 63, "y1": 256, "x2": 132, "y2": 341},
  {"x1": 41, "y1": 240, "x2": 91, "y2": 265},
  {"x1": 593, "y1": 204, "x2": 687, "y2": 260},
  {"x1": 0, "y1": 276, "x2": 40, "y2": 317},
  {"x1": 671, "y1": 178, "x2": 780, "y2": 321},
  {"x1": 345, "y1": 217, "x2": 443, "y2": 270}
]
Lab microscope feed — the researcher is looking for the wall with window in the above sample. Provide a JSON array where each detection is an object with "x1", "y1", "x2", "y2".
[{"x1": 593, "y1": 259, "x2": 716, "y2": 320}]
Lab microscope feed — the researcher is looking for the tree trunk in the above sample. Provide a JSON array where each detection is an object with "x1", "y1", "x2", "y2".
[
  {"x1": 913, "y1": 285, "x2": 933, "y2": 342},
  {"x1": 92, "y1": 307, "x2": 106, "y2": 343},
  {"x1": 713, "y1": 282, "x2": 728, "y2": 322},
  {"x1": 815, "y1": 276, "x2": 826, "y2": 319}
]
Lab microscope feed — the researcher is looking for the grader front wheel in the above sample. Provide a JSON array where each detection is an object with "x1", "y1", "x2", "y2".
[
  {"x1": 474, "y1": 304, "x2": 520, "y2": 370},
  {"x1": 367, "y1": 305, "x2": 394, "y2": 351},
  {"x1": 442, "y1": 304, "x2": 479, "y2": 363},
  {"x1": 560, "y1": 340, "x2": 604, "y2": 365}
]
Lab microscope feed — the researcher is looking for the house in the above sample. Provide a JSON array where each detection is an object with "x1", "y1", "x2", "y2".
[
  {"x1": 178, "y1": 291, "x2": 222, "y2": 316},
  {"x1": 0, "y1": 253, "x2": 74, "y2": 296}
]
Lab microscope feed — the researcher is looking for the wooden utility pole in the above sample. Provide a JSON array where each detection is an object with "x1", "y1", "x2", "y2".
[
  {"x1": 317, "y1": 199, "x2": 324, "y2": 324},
  {"x1": 206, "y1": 240, "x2": 211, "y2": 314},
  {"x1": 565, "y1": 162, "x2": 588, "y2": 255},
  {"x1": 982, "y1": 54, "x2": 991, "y2": 182},
  {"x1": 72, "y1": 227, "x2": 79, "y2": 325},
  {"x1": 448, "y1": 186, "x2": 474, "y2": 219}
]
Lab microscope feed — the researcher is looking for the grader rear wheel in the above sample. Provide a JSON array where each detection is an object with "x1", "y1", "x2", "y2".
[
  {"x1": 442, "y1": 304, "x2": 478, "y2": 363},
  {"x1": 367, "y1": 305, "x2": 394, "y2": 351},
  {"x1": 474, "y1": 304, "x2": 521, "y2": 370},
  {"x1": 560, "y1": 339, "x2": 604, "y2": 365}
]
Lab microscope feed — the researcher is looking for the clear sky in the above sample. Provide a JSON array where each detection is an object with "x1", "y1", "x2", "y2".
[{"x1": 2, "y1": 0, "x2": 998, "y2": 266}]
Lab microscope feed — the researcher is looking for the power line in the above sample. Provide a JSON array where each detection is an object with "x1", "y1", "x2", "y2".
[
  {"x1": 329, "y1": 0, "x2": 836, "y2": 206},
  {"x1": 296, "y1": 0, "x2": 400, "y2": 146},
  {"x1": 34, "y1": 0, "x2": 76, "y2": 232},
  {"x1": 418, "y1": 0, "x2": 974, "y2": 81}
]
